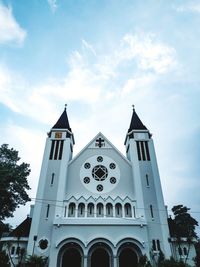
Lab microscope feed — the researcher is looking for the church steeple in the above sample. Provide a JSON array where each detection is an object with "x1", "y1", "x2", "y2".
[
  {"x1": 52, "y1": 105, "x2": 71, "y2": 131},
  {"x1": 128, "y1": 105, "x2": 147, "y2": 132}
]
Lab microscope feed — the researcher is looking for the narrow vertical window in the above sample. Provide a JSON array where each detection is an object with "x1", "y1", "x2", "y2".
[
  {"x1": 11, "y1": 246, "x2": 15, "y2": 255},
  {"x1": 59, "y1": 140, "x2": 64, "y2": 160},
  {"x1": 141, "y1": 141, "x2": 146, "y2": 160},
  {"x1": 152, "y1": 240, "x2": 156, "y2": 251},
  {"x1": 68, "y1": 203, "x2": 75, "y2": 217},
  {"x1": 133, "y1": 206, "x2": 136, "y2": 218},
  {"x1": 145, "y1": 141, "x2": 150, "y2": 161},
  {"x1": 106, "y1": 203, "x2": 113, "y2": 217},
  {"x1": 115, "y1": 203, "x2": 122, "y2": 217},
  {"x1": 54, "y1": 141, "x2": 60, "y2": 160},
  {"x1": 49, "y1": 140, "x2": 55, "y2": 159},
  {"x1": 157, "y1": 240, "x2": 160, "y2": 251},
  {"x1": 146, "y1": 174, "x2": 149, "y2": 187},
  {"x1": 150, "y1": 205, "x2": 154, "y2": 219},
  {"x1": 64, "y1": 206, "x2": 67, "y2": 217},
  {"x1": 46, "y1": 204, "x2": 50, "y2": 218},
  {"x1": 183, "y1": 247, "x2": 187, "y2": 256},
  {"x1": 87, "y1": 203, "x2": 94, "y2": 217},
  {"x1": 51, "y1": 173, "x2": 55, "y2": 185},
  {"x1": 178, "y1": 247, "x2": 182, "y2": 256},
  {"x1": 136, "y1": 141, "x2": 141, "y2": 161},
  {"x1": 78, "y1": 203, "x2": 85, "y2": 217},
  {"x1": 97, "y1": 203, "x2": 103, "y2": 217},
  {"x1": 125, "y1": 203, "x2": 132, "y2": 217}
]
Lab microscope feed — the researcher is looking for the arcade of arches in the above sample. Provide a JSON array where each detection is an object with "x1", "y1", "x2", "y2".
[{"x1": 58, "y1": 241, "x2": 141, "y2": 267}]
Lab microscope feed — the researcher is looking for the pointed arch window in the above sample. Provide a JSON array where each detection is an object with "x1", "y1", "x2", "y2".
[
  {"x1": 87, "y1": 203, "x2": 94, "y2": 217},
  {"x1": 97, "y1": 203, "x2": 104, "y2": 217},
  {"x1": 106, "y1": 203, "x2": 113, "y2": 217},
  {"x1": 78, "y1": 203, "x2": 85, "y2": 217},
  {"x1": 115, "y1": 203, "x2": 122, "y2": 217},
  {"x1": 125, "y1": 203, "x2": 132, "y2": 217},
  {"x1": 68, "y1": 203, "x2": 75, "y2": 217}
]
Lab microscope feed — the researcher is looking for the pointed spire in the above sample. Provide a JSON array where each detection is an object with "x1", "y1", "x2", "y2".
[
  {"x1": 52, "y1": 105, "x2": 71, "y2": 130},
  {"x1": 128, "y1": 105, "x2": 147, "y2": 132}
]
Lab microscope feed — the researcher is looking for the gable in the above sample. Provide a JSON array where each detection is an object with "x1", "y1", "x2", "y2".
[{"x1": 66, "y1": 133, "x2": 134, "y2": 199}]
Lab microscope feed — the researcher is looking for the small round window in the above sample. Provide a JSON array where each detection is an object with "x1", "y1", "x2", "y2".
[
  {"x1": 97, "y1": 184, "x2": 103, "y2": 192},
  {"x1": 84, "y1": 163, "x2": 91, "y2": 169},
  {"x1": 97, "y1": 156, "x2": 103, "y2": 162},
  {"x1": 83, "y1": 177, "x2": 90, "y2": 184},
  {"x1": 39, "y1": 239, "x2": 48, "y2": 250},
  {"x1": 109, "y1": 163, "x2": 116, "y2": 169},
  {"x1": 110, "y1": 177, "x2": 116, "y2": 184}
]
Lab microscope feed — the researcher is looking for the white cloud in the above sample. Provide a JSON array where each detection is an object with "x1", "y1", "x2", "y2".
[
  {"x1": 0, "y1": 3, "x2": 26, "y2": 45},
  {"x1": 47, "y1": 0, "x2": 58, "y2": 13},
  {"x1": 175, "y1": 1, "x2": 200, "y2": 13},
  {"x1": 120, "y1": 33, "x2": 177, "y2": 73},
  {"x1": 0, "y1": 32, "x2": 177, "y2": 126}
]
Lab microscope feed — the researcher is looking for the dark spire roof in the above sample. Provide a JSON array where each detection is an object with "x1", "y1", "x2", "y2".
[
  {"x1": 128, "y1": 106, "x2": 147, "y2": 132},
  {"x1": 52, "y1": 107, "x2": 71, "y2": 130}
]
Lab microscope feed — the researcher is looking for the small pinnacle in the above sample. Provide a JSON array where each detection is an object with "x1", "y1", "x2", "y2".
[
  {"x1": 132, "y1": 104, "x2": 135, "y2": 110},
  {"x1": 65, "y1": 104, "x2": 67, "y2": 110}
]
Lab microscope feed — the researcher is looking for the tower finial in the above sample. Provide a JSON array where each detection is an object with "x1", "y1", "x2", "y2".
[
  {"x1": 132, "y1": 104, "x2": 135, "y2": 111},
  {"x1": 65, "y1": 104, "x2": 67, "y2": 110}
]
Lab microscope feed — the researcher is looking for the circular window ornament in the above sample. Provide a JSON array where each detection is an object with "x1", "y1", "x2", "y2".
[
  {"x1": 97, "y1": 156, "x2": 103, "y2": 162},
  {"x1": 84, "y1": 162, "x2": 91, "y2": 169},
  {"x1": 97, "y1": 184, "x2": 103, "y2": 192},
  {"x1": 39, "y1": 239, "x2": 48, "y2": 250},
  {"x1": 92, "y1": 165, "x2": 108, "y2": 181},
  {"x1": 80, "y1": 155, "x2": 120, "y2": 194},
  {"x1": 109, "y1": 163, "x2": 116, "y2": 169},
  {"x1": 110, "y1": 177, "x2": 116, "y2": 184},
  {"x1": 83, "y1": 177, "x2": 90, "y2": 184}
]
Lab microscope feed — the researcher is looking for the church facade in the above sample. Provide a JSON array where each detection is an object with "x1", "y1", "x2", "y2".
[{"x1": 27, "y1": 107, "x2": 171, "y2": 267}]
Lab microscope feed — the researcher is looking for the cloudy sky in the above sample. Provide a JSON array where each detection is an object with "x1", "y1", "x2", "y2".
[{"x1": 0, "y1": 0, "x2": 200, "y2": 231}]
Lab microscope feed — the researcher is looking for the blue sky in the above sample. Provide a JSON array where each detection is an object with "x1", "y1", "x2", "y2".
[{"x1": 0, "y1": 0, "x2": 200, "y2": 232}]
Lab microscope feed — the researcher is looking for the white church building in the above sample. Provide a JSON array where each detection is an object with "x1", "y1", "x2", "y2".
[{"x1": 26, "y1": 106, "x2": 172, "y2": 267}]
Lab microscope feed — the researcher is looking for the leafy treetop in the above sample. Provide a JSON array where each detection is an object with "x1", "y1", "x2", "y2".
[{"x1": 0, "y1": 144, "x2": 31, "y2": 221}]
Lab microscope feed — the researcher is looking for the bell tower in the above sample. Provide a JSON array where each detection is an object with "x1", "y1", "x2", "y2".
[
  {"x1": 124, "y1": 106, "x2": 171, "y2": 257},
  {"x1": 27, "y1": 106, "x2": 74, "y2": 256}
]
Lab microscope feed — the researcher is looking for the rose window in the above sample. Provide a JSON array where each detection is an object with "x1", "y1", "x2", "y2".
[{"x1": 92, "y1": 165, "x2": 108, "y2": 181}]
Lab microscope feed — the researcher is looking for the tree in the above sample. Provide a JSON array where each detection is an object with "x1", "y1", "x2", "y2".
[
  {"x1": 169, "y1": 205, "x2": 198, "y2": 264},
  {"x1": 25, "y1": 255, "x2": 48, "y2": 267},
  {"x1": 0, "y1": 250, "x2": 10, "y2": 267},
  {"x1": 0, "y1": 144, "x2": 31, "y2": 221}
]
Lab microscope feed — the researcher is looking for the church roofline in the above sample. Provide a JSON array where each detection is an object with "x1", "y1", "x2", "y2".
[{"x1": 69, "y1": 132, "x2": 131, "y2": 166}]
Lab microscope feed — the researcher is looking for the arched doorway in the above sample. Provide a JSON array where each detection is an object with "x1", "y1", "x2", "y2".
[
  {"x1": 62, "y1": 247, "x2": 81, "y2": 267},
  {"x1": 91, "y1": 247, "x2": 109, "y2": 267},
  {"x1": 119, "y1": 248, "x2": 138, "y2": 267}
]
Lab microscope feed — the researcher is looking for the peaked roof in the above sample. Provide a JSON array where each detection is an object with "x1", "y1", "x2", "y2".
[
  {"x1": 52, "y1": 107, "x2": 71, "y2": 130},
  {"x1": 8, "y1": 217, "x2": 32, "y2": 237},
  {"x1": 69, "y1": 132, "x2": 131, "y2": 166},
  {"x1": 128, "y1": 107, "x2": 147, "y2": 132}
]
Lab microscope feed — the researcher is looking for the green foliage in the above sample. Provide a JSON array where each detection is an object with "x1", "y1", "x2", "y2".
[
  {"x1": 194, "y1": 239, "x2": 200, "y2": 267},
  {"x1": 157, "y1": 256, "x2": 191, "y2": 267},
  {"x1": 170, "y1": 205, "x2": 198, "y2": 239},
  {"x1": 0, "y1": 250, "x2": 10, "y2": 267},
  {"x1": 0, "y1": 144, "x2": 31, "y2": 221},
  {"x1": 25, "y1": 255, "x2": 48, "y2": 267}
]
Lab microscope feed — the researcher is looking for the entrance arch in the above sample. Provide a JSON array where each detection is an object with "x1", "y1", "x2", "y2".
[
  {"x1": 62, "y1": 247, "x2": 81, "y2": 267},
  {"x1": 91, "y1": 247, "x2": 109, "y2": 267},
  {"x1": 88, "y1": 241, "x2": 113, "y2": 267},
  {"x1": 57, "y1": 241, "x2": 84, "y2": 267},
  {"x1": 119, "y1": 248, "x2": 138, "y2": 267}
]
